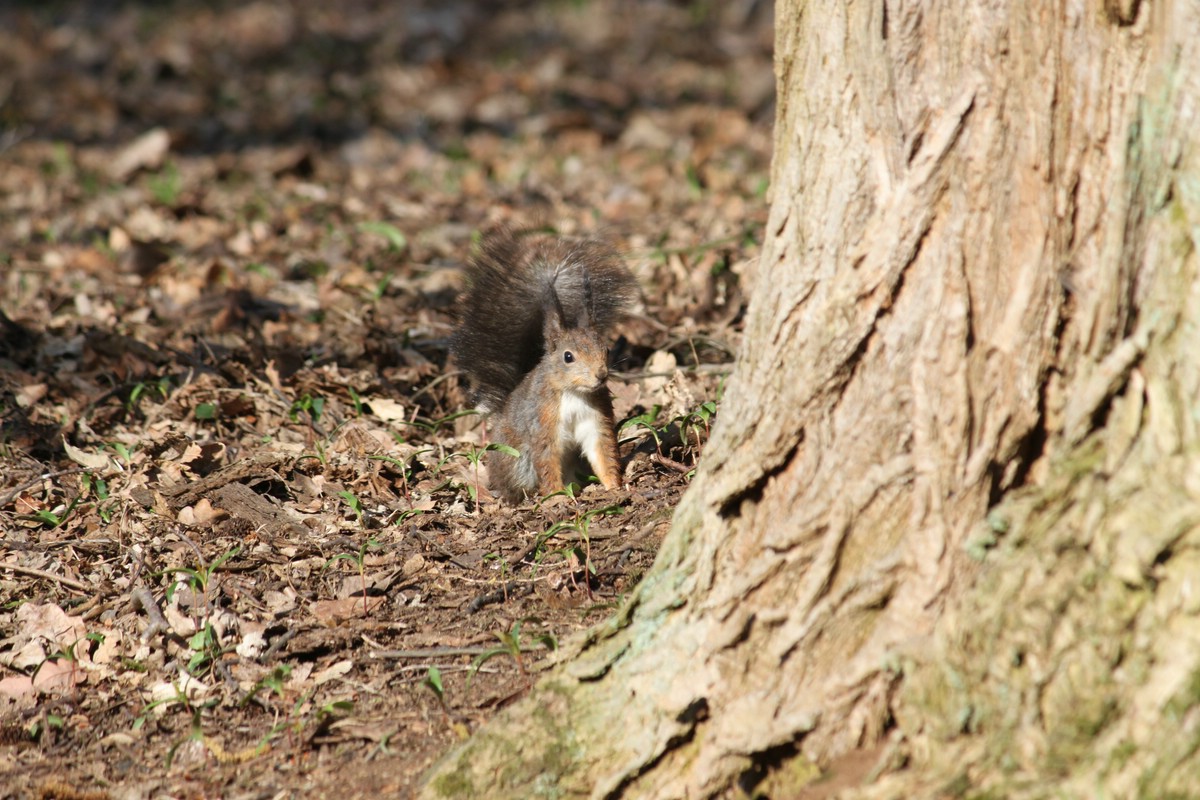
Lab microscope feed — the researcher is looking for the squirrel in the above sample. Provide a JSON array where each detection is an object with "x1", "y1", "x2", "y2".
[{"x1": 451, "y1": 227, "x2": 638, "y2": 503}]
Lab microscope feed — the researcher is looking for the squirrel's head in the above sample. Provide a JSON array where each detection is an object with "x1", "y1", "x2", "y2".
[{"x1": 544, "y1": 298, "x2": 611, "y2": 392}]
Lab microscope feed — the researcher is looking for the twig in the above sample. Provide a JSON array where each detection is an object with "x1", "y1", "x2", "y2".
[
  {"x1": 467, "y1": 580, "x2": 535, "y2": 614},
  {"x1": 510, "y1": 528, "x2": 618, "y2": 569},
  {"x1": 613, "y1": 362, "x2": 734, "y2": 381},
  {"x1": 367, "y1": 645, "x2": 541, "y2": 660},
  {"x1": 513, "y1": 541, "x2": 542, "y2": 567},
  {"x1": 653, "y1": 452, "x2": 693, "y2": 473},
  {"x1": 0, "y1": 468, "x2": 89, "y2": 508},
  {"x1": 409, "y1": 370, "x2": 459, "y2": 402},
  {"x1": 74, "y1": 593, "x2": 105, "y2": 621},
  {"x1": 130, "y1": 586, "x2": 182, "y2": 643},
  {"x1": 412, "y1": 530, "x2": 478, "y2": 570},
  {"x1": 0, "y1": 562, "x2": 91, "y2": 592},
  {"x1": 261, "y1": 627, "x2": 297, "y2": 662}
]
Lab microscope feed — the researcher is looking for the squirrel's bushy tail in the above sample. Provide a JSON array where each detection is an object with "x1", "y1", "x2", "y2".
[{"x1": 451, "y1": 227, "x2": 637, "y2": 412}]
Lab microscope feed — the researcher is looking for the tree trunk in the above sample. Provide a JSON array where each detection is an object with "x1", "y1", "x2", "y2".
[{"x1": 421, "y1": 0, "x2": 1200, "y2": 797}]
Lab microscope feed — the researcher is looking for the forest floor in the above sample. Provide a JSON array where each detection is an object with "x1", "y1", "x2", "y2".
[{"x1": 0, "y1": 1, "x2": 773, "y2": 797}]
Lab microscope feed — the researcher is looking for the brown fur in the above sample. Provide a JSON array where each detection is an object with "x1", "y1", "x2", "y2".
[{"x1": 451, "y1": 227, "x2": 637, "y2": 502}]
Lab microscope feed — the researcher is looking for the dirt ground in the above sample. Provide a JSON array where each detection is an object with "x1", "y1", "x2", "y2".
[{"x1": 0, "y1": 1, "x2": 773, "y2": 797}]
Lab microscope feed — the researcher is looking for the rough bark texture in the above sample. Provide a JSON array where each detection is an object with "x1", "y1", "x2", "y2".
[
  {"x1": 862, "y1": 1, "x2": 1200, "y2": 794},
  {"x1": 421, "y1": 0, "x2": 1200, "y2": 797}
]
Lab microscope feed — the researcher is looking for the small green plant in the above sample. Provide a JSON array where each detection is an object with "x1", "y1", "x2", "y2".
[
  {"x1": 369, "y1": 449, "x2": 431, "y2": 500},
  {"x1": 640, "y1": 233, "x2": 743, "y2": 263},
  {"x1": 338, "y1": 490, "x2": 364, "y2": 526},
  {"x1": 753, "y1": 174, "x2": 770, "y2": 199},
  {"x1": 164, "y1": 709, "x2": 206, "y2": 768},
  {"x1": 325, "y1": 536, "x2": 382, "y2": 616},
  {"x1": 689, "y1": 400, "x2": 717, "y2": 437},
  {"x1": 185, "y1": 622, "x2": 223, "y2": 677},
  {"x1": 82, "y1": 473, "x2": 107, "y2": 506},
  {"x1": 423, "y1": 666, "x2": 445, "y2": 706},
  {"x1": 572, "y1": 505, "x2": 621, "y2": 591},
  {"x1": 467, "y1": 619, "x2": 557, "y2": 689},
  {"x1": 148, "y1": 162, "x2": 182, "y2": 206},
  {"x1": 105, "y1": 441, "x2": 134, "y2": 467},
  {"x1": 41, "y1": 142, "x2": 72, "y2": 178},
  {"x1": 133, "y1": 682, "x2": 193, "y2": 731},
  {"x1": 84, "y1": 470, "x2": 117, "y2": 523},
  {"x1": 80, "y1": 169, "x2": 103, "y2": 197},
  {"x1": 294, "y1": 260, "x2": 330, "y2": 280},
  {"x1": 28, "y1": 712, "x2": 66, "y2": 742},
  {"x1": 316, "y1": 698, "x2": 355, "y2": 723},
  {"x1": 538, "y1": 482, "x2": 580, "y2": 505},
  {"x1": 482, "y1": 552, "x2": 514, "y2": 602},
  {"x1": 194, "y1": 402, "x2": 219, "y2": 421},
  {"x1": 422, "y1": 665, "x2": 468, "y2": 739},
  {"x1": 620, "y1": 405, "x2": 664, "y2": 454},
  {"x1": 440, "y1": 442, "x2": 519, "y2": 511},
  {"x1": 289, "y1": 393, "x2": 325, "y2": 425},
  {"x1": 235, "y1": 668, "x2": 356, "y2": 760},
  {"x1": 370, "y1": 272, "x2": 393, "y2": 301},
  {"x1": 297, "y1": 440, "x2": 329, "y2": 466},
  {"x1": 673, "y1": 399, "x2": 718, "y2": 463},
  {"x1": 35, "y1": 631, "x2": 103, "y2": 702},
  {"x1": 394, "y1": 506, "x2": 430, "y2": 524},
  {"x1": 531, "y1": 505, "x2": 622, "y2": 594},
  {"x1": 268, "y1": 689, "x2": 354, "y2": 756},
  {"x1": 685, "y1": 163, "x2": 704, "y2": 198},
  {"x1": 22, "y1": 491, "x2": 84, "y2": 529},
  {"x1": 240, "y1": 664, "x2": 293, "y2": 709},
  {"x1": 26, "y1": 505, "x2": 70, "y2": 528},
  {"x1": 163, "y1": 545, "x2": 241, "y2": 608},
  {"x1": 687, "y1": 0, "x2": 715, "y2": 24},
  {"x1": 156, "y1": 545, "x2": 242, "y2": 677},
  {"x1": 347, "y1": 386, "x2": 364, "y2": 417},
  {"x1": 127, "y1": 376, "x2": 171, "y2": 413},
  {"x1": 393, "y1": 409, "x2": 480, "y2": 437},
  {"x1": 282, "y1": 690, "x2": 352, "y2": 753},
  {"x1": 358, "y1": 221, "x2": 408, "y2": 252}
]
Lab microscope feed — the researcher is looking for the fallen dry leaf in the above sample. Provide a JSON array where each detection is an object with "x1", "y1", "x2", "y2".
[
  {"x1": 61, "y1": 438, "x2": 111, "y2": 472},
  {"x1": 312, "y1": 597, "x2": 387, "y2": 623},
  {"x1": 31, "y1": 659, "x2": 86, "y2": 694},
  {"x1": 312, "y1": 660, "x2": 354, "y2": 686},
  {"x1": 108, "y1": 127, "x2": 171, "y2": 180}
]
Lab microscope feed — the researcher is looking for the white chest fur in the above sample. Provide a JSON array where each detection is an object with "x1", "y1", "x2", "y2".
[{"x1": 558, "y1": 391, "x2": 605, "y2": 475}]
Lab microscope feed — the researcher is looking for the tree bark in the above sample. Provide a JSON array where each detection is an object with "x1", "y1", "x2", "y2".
[{"x1": 421, "y1": 0, "x2": 1200, "y2": 797}]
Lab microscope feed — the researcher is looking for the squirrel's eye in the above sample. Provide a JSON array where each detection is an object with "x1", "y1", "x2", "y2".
[{"x1": 563, "y1": 351, "x2": 575, "y2": 364}]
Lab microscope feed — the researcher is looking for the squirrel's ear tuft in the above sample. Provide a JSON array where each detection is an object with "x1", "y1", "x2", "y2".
[
  {"x1": 543, "y1": 291, "x2": 566, "y2": 340},
  {"x1": 544, "y1": 263, "x2": 572, "y2": 335},
  {"x1": 579, "y1": 269, "x2": 594, "y2": 329}
]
